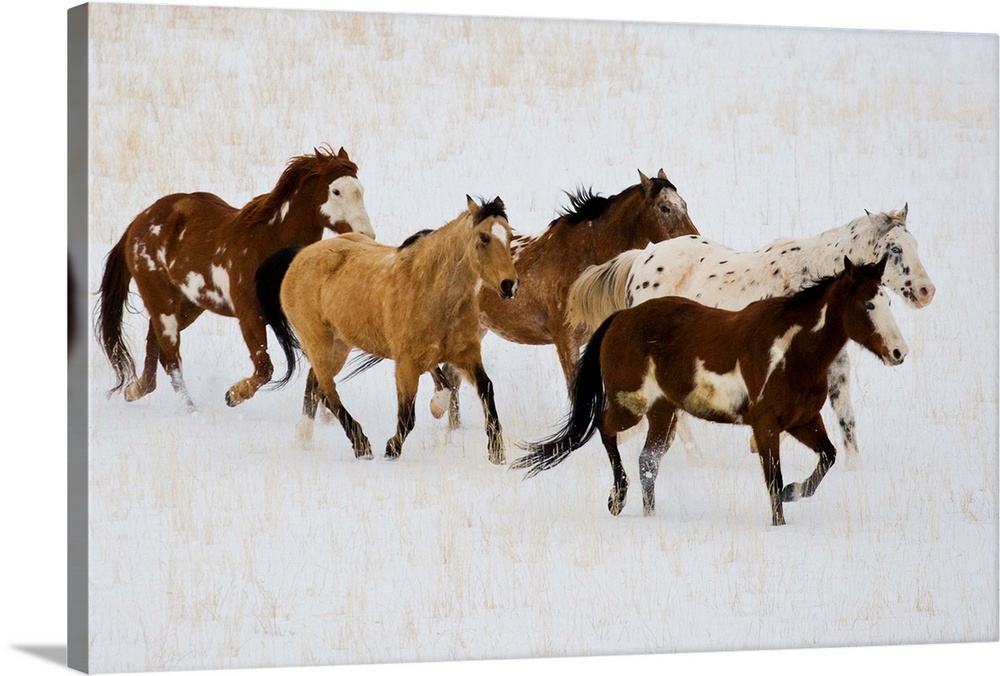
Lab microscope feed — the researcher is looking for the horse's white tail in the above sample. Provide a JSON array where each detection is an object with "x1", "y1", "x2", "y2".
[{"x1": 566, "y1": 249, "x2": 644, "y2": 331}]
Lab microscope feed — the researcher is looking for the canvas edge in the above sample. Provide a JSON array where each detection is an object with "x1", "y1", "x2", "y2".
[{"x1": 68, "y1": 3, "x2": 90, "y2": 673}]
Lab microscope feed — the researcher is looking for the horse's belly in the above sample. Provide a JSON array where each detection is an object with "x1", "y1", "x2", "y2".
[{"x1": 681, "y1": 359, "x2": 750, "y2": 424}]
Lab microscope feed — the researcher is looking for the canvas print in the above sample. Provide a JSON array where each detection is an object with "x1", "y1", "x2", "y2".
[{"x1": 68, "y1": 2, "x2": 999, "y2": 673}]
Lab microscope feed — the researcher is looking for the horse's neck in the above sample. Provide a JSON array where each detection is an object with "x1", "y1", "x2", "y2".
[
  {"x1": 802, "y1": 217, "x2": 882, "y2": 275},
  {"x1": 589, "y1": 190, "x2": 650, "y2": 261},
  {"x1": 783, "y1": 286, "x2": 851, "y2": 372},
  {"x1": 410, "y1": 220, "x2": 479, "y2": 286}
]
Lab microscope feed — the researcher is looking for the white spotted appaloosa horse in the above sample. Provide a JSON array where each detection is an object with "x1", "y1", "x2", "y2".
[{"x1": 566, "y1": 205, "x2": 933, "y2": 468}]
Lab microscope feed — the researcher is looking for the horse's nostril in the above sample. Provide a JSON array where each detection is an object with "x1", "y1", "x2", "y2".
[
  {"x1": 893, "y1": 349, "x2": 901, "y2": 360},
  {"x1": 501, "y1": 280, "x2": 516, "y2": 297}
]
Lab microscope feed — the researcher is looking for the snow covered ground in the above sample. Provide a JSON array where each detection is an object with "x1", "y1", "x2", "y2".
[{"x1": 79, "y1": 4, "x2": 996, "y2": 673}]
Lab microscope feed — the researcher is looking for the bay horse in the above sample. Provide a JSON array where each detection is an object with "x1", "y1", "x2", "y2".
[
  {"x1": 432, "y1": 169, "x2": 699, "y2": 426},
  {"x1": 96, "y1": 146, "x2": 373, "y2": 410},
  {"x1": 566, "y1": 205, "x2": 933, "y2": 467},
  {"x1": 255, "y1": 196, "x2": 518, "y2": 464},
  {"x1": 514, "y1": 257, "x2": 907, "y2": 526}
]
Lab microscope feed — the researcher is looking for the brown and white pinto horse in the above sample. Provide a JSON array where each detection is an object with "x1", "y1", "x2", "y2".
[
  {"x1": 433, "y1": 170, "x2": 698, "y2": 425},
  {"x1": 514, "y1": 257, "x2": 907, "y2": 526},
  {"x1": 96, "y1": 146, "x2": 373, "y2": 410},
  {"x1": 256, "y1": 196, "x2": 517, "y2": 464}
]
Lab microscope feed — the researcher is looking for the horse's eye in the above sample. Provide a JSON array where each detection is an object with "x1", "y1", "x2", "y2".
[
  {"x1": 890, "y1": 245, "x2": 902, "y2": 254},
  {"x1": 479, "y1": 233, "x2": 490, "y2": 244},
  {"x1": 332, "y1": 188, "x2": 341, "y2": 196},
  {"x1": 865, "y1": 301, "x2": 875, "y2": 310},
  {"x1": 660, "y1": 206, "x2": 671, "y2": 214}
]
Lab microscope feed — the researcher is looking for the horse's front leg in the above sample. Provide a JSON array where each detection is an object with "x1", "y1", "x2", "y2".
[
  {"x1": 751, "y1": 424, "x2": 785, "y2": 526},
  {"x1": 225, "y1": 313, "x2": 273, "y2": 407},
  {"x1": 827, "y1": 349, "x2": 860, "y2": 469},
  {"x1": 782, "y1": 414, "x2": 837, "y2": 503},
  {"x1": 639, "y1": 400, "x2": 678, "y2": 516},
  {"x1": 386, "y1": 362, "x2": 420, "y2": 460},
  {"x1": 453, "y1": 356, "x2": 504, "y2": 465},
  {"x1": 552, "y1": 325, "x2": 585, "y2": 396}
]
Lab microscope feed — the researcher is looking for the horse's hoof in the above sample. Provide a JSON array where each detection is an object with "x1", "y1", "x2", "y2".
[
  {"x1": 608, "y1": 493, "x2": 625, "y2": 516},
  {"x1": 224, "y1": 390, "x2": 239, "y2": 407},
  {"x1": 124, "y1": 382, "x2": 143, "y2": 402},
  {"x1": 429, "y1": 390, "x2": 450, "y2": 419}
]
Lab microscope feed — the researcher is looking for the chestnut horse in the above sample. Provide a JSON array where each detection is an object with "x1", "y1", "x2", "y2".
[
  {"x1": 566, "y1": 205, "x2": 933, "y2": 468},
  {"x1": 433, "y1": 170, "x2": 698, "y2": 425},
  {"x1": 256, "y1": 196, "x2": 517, "y2": 464},
  {"x1": 514, "y1": 257, "x2": 907, "y2": 526},
  {"x1": 96, "y1": 146, "x2": 373, "y2": 410}
]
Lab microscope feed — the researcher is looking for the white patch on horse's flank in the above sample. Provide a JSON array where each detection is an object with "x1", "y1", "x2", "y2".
[
  {"x1": 156, "y1": 248, "x2": 168, "y2": 268},
  {"x1": 160, "y1": 314, "x2": 178, "y2": 345},
  {"x1": 615, "y1": 359, "x2": 664, "y2": 416},
  {"x1": 683, "y1": 358, "x2": 748, "y2": 422},
  {"x1": 211, "y1": 265, "x2": 234, "y2": 309},
  {"x1": 149, "y1": 224, "x2": 162, "y2": 236},
  {"x1": 180, "y1": 272, "x2": 207, "y2": 304},
  {"x1": 491, "y1": 222, "x2": 509, "y2": 246},
  {"x1": 812, "y1": 305, "x2": 827, "y2": 332},
  {"x1": 760, "y1": 325, "x2": 802, "y2": 399}
]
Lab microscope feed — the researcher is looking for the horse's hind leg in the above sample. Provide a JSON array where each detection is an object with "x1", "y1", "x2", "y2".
[
  {"x1": 124, "y1": 321, "x2": 161, "y2": 401},
  {"x1": 385, "y1": 361, "x2": 421, "y2": 460},
  {"x1": 430, "y1": 365, "x2": 461, "y2": 429},
  {"x1": 781, "y1": 414, "x2": 837, "y2": 503},
  {"x1": 313, "y1": 372, "x2": 371, "y2": 459},
  {"x1": 827, "y1": 350, "x2": 860, "y2": 470},
  {"x1": 639, "y1": 400, "x2": 678, "y2": 516}
]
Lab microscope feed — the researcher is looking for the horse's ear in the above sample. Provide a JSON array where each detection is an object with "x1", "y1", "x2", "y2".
[
  {"x1": 900, "y1": 202, "x2": 908, "y2": 220},
  {"x1": 466, "y1": 194, "x2": 480, "y2": 216},
  {"x1": 492, "y1": 196, "x2": 505, "y2": 211},
  {"x1": 638, "y1": 170, "x2": 651, "y2": 191},
  {"x1": 337, "y1": 147, "x2": 349, "y2": 159},
  {"x1": 864, "y1": 209, "x2": 872, "y2": 217},
  {"x1": 657, "y1": 168, "x2": 669, "y2": 181},
  {"x1": 875, "y1": 254, "x2": 889, "y2": 278},
  {"x1": 843, "y1": 256, "x2": 856, "y2": 275}
]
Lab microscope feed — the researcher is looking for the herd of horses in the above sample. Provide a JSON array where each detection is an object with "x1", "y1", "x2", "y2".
[{"x1": 96, "y1": 145, "x2": 935, "y2": 526}]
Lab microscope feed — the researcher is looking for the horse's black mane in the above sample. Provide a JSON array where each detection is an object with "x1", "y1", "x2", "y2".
[
  {"x1": 398, "y1": 229, "x2": 433, "y2": 250},
  {"x1": 473, "y1": 197, "x2": 507, "y2": 224},
  {"x1": 776, "y1": 260, "x2": 883, "y2": 312},
  {"x1": 557, "y1": 177, "x2": 676, "y2": 226}
]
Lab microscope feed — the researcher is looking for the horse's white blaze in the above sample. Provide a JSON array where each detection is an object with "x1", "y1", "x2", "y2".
[
  {"x1": 760, "y1": 325, "x2": 802, "y2": 400},
  {"x1": 211, "y1": 264, "x2": 234, "y2": 310},
  {"x1": 160, "y1": 314, "x2": 178, "y2": 345},
  {"x1": 492, "y1": 222, "x2": 509, "y2": 246},
  {"x1": 320, "y1": 176, "x2": 374, "y2": 238},
  {"x1": 812, "y1": 304, "x2": 827, "y2": 332},
  {"x1": 684, "y1": 358, "x2": 748, "y2": 422},
  {"x1": 868, "y1": 289, "x2": 909, "y2": 365}
]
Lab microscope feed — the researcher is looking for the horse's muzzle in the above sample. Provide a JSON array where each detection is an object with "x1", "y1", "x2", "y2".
[{"x1": 500, "y1": 279, "x2": 518, "y2": 299}]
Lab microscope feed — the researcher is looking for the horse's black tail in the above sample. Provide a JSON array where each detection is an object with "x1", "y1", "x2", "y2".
[
  {"x1": 255, "y1": 246, "x2": 302, "y2": 388},
  {"x1": 511, "y1": 312, "x2": 617, "y2": 478},
  {"x1": 341, "y1": 351, "x2": 385, "y2": 383},
  {"x1": 95, "y1": 234, "x2": 137, "y2": 395}
]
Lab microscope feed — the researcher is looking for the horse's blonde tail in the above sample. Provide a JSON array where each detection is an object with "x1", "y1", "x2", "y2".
[{"x1": 565, "y1": 249, "x2": 642, "y2": 331}]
